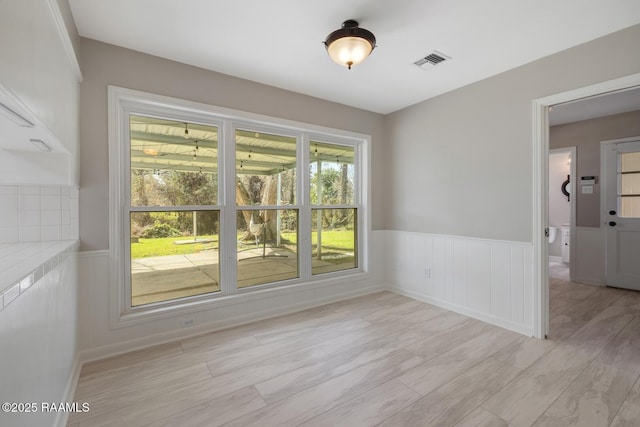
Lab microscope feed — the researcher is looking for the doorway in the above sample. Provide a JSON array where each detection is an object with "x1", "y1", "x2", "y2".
[
  {"x1": 548, "y1": 147, "x2": 576, "y2": 283},
  {"x1": 532, "y1": 72, "x2": 640, "y2": 338}
]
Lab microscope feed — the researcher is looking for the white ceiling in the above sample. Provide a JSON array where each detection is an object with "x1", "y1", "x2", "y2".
[{"x1": 68, "y1": 0, "x2": 640, "y2": 114}]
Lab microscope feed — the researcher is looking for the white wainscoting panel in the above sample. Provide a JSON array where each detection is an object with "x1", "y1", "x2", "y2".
[{"x1": 383, "y1": 231, "x2": 534, "y2": 336}]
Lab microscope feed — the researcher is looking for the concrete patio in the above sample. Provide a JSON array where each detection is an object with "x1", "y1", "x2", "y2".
[{"x1": 131, "y1": 246, "x2": 353, "y2": 306}]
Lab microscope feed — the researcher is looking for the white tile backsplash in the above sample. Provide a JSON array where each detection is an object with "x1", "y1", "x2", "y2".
[
  {"x1": 21, "y1": 210, "x2": 41, "y2": 226},
  {"x1": 70, "y1": 197, "x2": 79, "y2": 219},
  {"x1": 0, "y1": 192, "x2": 18, "y2": 211},
  {"x1": 41, "y1": 225, "x2": 62, "y2": 241},
  {"x1": 19, "y1": 194, "x2": 40, "y2": 211},
  {"x1": 0, "y1": 227, "x2": 19, "y2": 242},
  {"x1": 19, "y1": 226, "x2": 41, "y2": 242},
  {"x1": 41, "y1": 194, "x2": 61, "y2": 210},
  {"x1": 0, "y1": 208, "x2": 18, "y2": 227},
  {"x1": 0, "y1": 185, "x2": 79, "y2": 244},
  {"x1": 61, "y1": 225, "x2": 72, "y2": 240},
  {"x1": 41, "y1": 210, "x2": 62, "y2": 226},
  {"x1": 61, "y1": 209, "x2": 70, "y2": 225},
  {"x1": 18, "y1": 186, "x2": 40, "y2": 195},
  {"x1": 0, "y1": 186, "x2": 18, "y2": 195}
]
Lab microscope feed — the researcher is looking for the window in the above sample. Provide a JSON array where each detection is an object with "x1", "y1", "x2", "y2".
[
  {"x1": 620, "y1": 151, "x2": 640, "y2": 217},
  {"x1": 128, "y1": 115, "x2": 220, "y2": 307},
  {"x1": 110, "y1": 88, "x2": 368, "y2": 320},
  {"x1": 235, "y1": 129, "x2": 299, "y2": 288},
  {"x1": 310, "y1": 142, "x2": 357, "y2": 275}
]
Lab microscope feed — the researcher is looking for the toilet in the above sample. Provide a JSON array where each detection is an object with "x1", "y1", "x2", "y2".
[{"x1": 548, "y1": 226, "x2": 557, "y2": 243}]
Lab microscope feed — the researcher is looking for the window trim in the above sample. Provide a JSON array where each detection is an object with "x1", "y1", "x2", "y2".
[{"x1": 108, "y1": 86, "x2": 370, "y2": 328}]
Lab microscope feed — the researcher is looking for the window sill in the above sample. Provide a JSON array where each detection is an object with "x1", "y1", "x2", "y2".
[{"x1": 114, "y1": 268, "x2": 369, "y2": 328}]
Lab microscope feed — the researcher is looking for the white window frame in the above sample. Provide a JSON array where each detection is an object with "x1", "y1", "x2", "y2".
[
  {"x1": 108, "y1": 86, "x2": 370, "y2": 328},
  {"x1": 307, "y1": 135, "x2": 362, "y2": 276}
]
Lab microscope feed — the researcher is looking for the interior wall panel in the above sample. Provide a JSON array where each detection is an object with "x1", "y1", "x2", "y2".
[{"x1": 384, "y1": 230, "x2": 534, "y2": 336}]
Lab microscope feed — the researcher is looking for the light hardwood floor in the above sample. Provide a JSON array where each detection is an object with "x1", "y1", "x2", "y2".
[{"x1": 69, "y1": 279, "x2": 640, "y2": 427}]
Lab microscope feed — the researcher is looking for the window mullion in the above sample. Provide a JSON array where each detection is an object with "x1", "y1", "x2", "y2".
[
  {"x1": 220, "y1": 120, "x2": 237, "y2": 295},
  {"x1": 299, "y1": 133, "x2": 312, "y2": 280},
  {"x1": 122, "y1": 107, "x2": 133, "y2": 314},
  {"x1": 129, "y1": 205, "x2": 220, "y2": 212}
]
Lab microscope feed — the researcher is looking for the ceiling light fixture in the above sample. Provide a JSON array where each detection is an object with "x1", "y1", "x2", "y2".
[{"x1": 324, "y1": 20, "x2": 376, "y2": 70}]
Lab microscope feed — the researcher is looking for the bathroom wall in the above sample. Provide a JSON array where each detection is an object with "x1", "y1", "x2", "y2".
[{"x1": 548, "y1": 151, "x2": 571, "y2": 258}]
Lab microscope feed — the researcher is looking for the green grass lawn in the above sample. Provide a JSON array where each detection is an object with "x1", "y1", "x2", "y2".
[
  {"x1": 283, "y1": 229, "x2": 355, "y2": 264},
  {"x1": 132, "y1": 229, "x2": 354, "y2": 260},
  {"x1": 131, "y1": 235, "x2": 218, "y2": 259}
]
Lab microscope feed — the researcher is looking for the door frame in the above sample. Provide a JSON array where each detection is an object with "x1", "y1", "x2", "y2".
[{"x1": 532, "y1": 72, "x2": 640, "y2": 339}]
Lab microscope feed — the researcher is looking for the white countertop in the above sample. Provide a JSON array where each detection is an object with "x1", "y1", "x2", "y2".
[{"x1": 0, "y1": 240, "x2": 78, "y2": 310}]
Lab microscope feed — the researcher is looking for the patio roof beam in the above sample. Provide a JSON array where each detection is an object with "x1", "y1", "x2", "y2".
[
  {"x1": 131, "y1": 162, "x2": 218, "y2": 173},
  {"x1": 131, "y1": 132, "x2": 353, "y2": 164},
  {"x1": 132, "y1": 151, "x2": 297, "y2": 172},
  {"x1": 131, "y1": 131, "x2": 218, "y2": 148},
  {"x1": 131, "y1": 149, "x2": 216, "y2": 163}
]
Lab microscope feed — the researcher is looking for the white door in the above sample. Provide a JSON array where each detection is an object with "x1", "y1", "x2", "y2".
[{"x1": 604, "y1": 137, "x2": 640, "y2": 290}]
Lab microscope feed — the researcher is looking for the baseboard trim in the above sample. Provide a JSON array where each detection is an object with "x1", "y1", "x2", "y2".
[
  {"x1": 77, "y1": 249, "x2": 109, "y2": 259},
  {"x1": 388, "y1": 286, "x2": 534, "y2": 337},
  {"x1": 54, "y1": 354, "x2": 82, "y2": 427},
  {"x1": 548, "y1": 256, "x2": 563, "y2": 263},
  {"x1": 79, "y1": 283, "x2": 385, "y2": 363},
  {"x1": 573, "y1": 276, "x2": 605, "y2": 287}
]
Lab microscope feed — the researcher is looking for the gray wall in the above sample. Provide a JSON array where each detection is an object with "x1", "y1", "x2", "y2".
[
  {"x1": 382, "y1": 24, "x2": 640, "y2": 243},
  {"x1": 550, "y1": 109, "x2": 640, "y2": 227},
  {"x1": 78, "y1": 38, "x2": 384, "y2": 251}
]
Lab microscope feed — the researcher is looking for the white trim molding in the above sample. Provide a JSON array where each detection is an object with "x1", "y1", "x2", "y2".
[
  {"x1": 46, "y1": 0, "x2": 83, "y2": 81},
  {"x1": 54, "y1": 355, "x2": 82, "y2": 427}
]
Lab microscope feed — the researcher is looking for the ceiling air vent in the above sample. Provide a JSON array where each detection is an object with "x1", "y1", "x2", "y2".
[{"x1": 414, "y1": 51, "x2": 451, "y2": 68}]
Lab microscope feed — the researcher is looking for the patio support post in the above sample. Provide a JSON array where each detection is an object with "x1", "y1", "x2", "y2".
[
  {"x1": 277, "y1": 171, "x2": 282, "y2": 247},
  {"x1": 316, "y1": 160, "x2": 322, "y2": 259},
  {"x1": 192, "y1": 210, "x2": 197, "y2": 241}
]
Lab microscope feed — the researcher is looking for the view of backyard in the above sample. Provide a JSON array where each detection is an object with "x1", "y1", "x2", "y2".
[{"x1": 128, "y1": 116, "x2": 357, "y2": 307}]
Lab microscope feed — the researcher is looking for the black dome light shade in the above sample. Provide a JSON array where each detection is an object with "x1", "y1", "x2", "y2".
[{"x1": 324, "y1": 20, "x2": 376, "y2": 69}]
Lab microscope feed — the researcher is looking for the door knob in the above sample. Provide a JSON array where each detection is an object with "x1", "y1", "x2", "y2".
[
  {"x1": 609, "y1": 221, "x2": 617, "y2": 226},
  {"x1": 609, "y1": 210, "x2": 617, "y2": 215}
]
